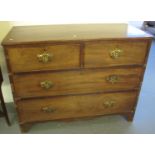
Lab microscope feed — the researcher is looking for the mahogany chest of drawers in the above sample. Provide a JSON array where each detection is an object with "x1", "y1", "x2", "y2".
[{"x1": 2, "y1": 24, "x2": 152, "y2": 132}]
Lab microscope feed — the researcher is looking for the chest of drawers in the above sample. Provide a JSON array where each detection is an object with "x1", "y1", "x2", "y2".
[{"x1": 2, "y1": 24, "x2": 152, "y2": 132}]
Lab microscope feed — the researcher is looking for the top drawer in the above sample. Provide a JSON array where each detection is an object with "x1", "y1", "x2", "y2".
[
  {"x1": 84, "y1": 40, "x2": 148, "y2": 68},
  {"x1": 7, "y1": 44, "x2": 80, "y2": 72}
]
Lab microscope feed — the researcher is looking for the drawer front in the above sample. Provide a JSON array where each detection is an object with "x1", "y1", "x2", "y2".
[
  {"x1": 17, "y1": 91, "x2": 137, "y2": 123},
  {"x1": 7, "y1": 44, "x2": 80, "y2": 72},
  {"x1": 84, "y1": 40, "x2": 148, "y2": 68},
  {"x1": 13, "y1": 67, "x2": 143, "y2": 98}
]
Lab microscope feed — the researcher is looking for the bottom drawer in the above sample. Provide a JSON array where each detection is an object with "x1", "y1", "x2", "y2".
[{"x1": 17, "y1": 91, "x2": 138, "y2": 123}]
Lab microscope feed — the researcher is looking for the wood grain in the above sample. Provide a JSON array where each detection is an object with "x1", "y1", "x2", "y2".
[
  {"x1": 7, "y1": 44, "x2": 80, "y2": 72},
  {"x1": 2, "y1": 24, "x2": 152, "y2": 46},
  {"x1": 84, "y1": 40, "x2": 148, "y2": 68},
  {"x1": 1, "y1": 24, "x2": 153, "y2": 132},
  {"x1": 13, "y1": 67, "x2": 143, "y2": 98},
  {"x1": 17, "y1": 91, "x2": 137, "y2": 123}
]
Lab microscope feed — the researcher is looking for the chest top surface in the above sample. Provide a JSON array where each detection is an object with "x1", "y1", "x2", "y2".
[{"x1": 2, "y1": 23, "x2": 152, "y2": 46}]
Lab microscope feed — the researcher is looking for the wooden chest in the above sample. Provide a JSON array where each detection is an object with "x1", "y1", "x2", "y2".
[{"x1": 2, "y1": 24, "x2": 152, "y2": 132}]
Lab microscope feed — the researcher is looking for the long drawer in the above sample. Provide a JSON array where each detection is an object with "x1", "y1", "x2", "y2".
[
  {"x1": 7, "y1": 43, "x2": 80, "y2": 72},
  {"x1": 84, "y1": 40, "x2": 148, "y2": 68},
  {"x1": 17, "y1": 91, "x2": 138, "y2": 123},
  {"x1": 13, "y1": 67, "x2": 143, "y2": 98}
]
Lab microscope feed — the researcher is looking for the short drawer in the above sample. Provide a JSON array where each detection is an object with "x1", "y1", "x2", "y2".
[
  {"x1": 7, "y1": 44, "x2": 80, "y2": 72},
  {"x1": 17, "y1": 91, "x2": 138, "y2": 123},
  {"x1": 13, "y1": 67, "x2": 143, "y2": 98},
  {"x1": 84, "y1": 40, "x2": 148, "y2": 68}
]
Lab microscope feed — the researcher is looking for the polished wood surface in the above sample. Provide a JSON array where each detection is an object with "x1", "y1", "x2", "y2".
[
  {"x1": 13, "y1": 67, "x2": 143, "y2": 98},
  {"x1": 2, "y1": 24, "x2": 152, "y2": 132},
  {"x1": 85, "y1": 40, "x2": 148, "y2": 68},
  {"x1": 7, "y1": 43, "x2": 80, "y2": 72},
  {"x1": 17, "y1": 91, "x2": 137, "y2": 123},
  {"x1": 2, "y1": 24, "x2": 152, "y2": 45}
]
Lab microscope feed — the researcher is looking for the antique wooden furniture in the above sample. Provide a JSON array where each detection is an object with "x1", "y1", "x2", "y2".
[
  {"x1": 0, "y1": 67, "x2": 10, "y2": 125},
  {"x1": 1, "y1": 24, "x2": 152, "y2": 132}
]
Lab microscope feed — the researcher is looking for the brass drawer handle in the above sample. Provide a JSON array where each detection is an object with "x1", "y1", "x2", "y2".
[
  {"x1": 37, "y1": 52, "x2": 53, "y2": 63},
  {"x1": 106, "y1": 75, "x2": 119, "y2": 84},
  {"x1": 41, "y1": 107, "x2": 56, "y2": 113},
  {"x1": 110, "y1": 49, "x2": 123, "y2": 59},
  {"x1": 104, "y1": 100, "x2": 116, "y2": 108},
  {"x1": 40, "y1": 80, "x2": 54, "y2": 89}
]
